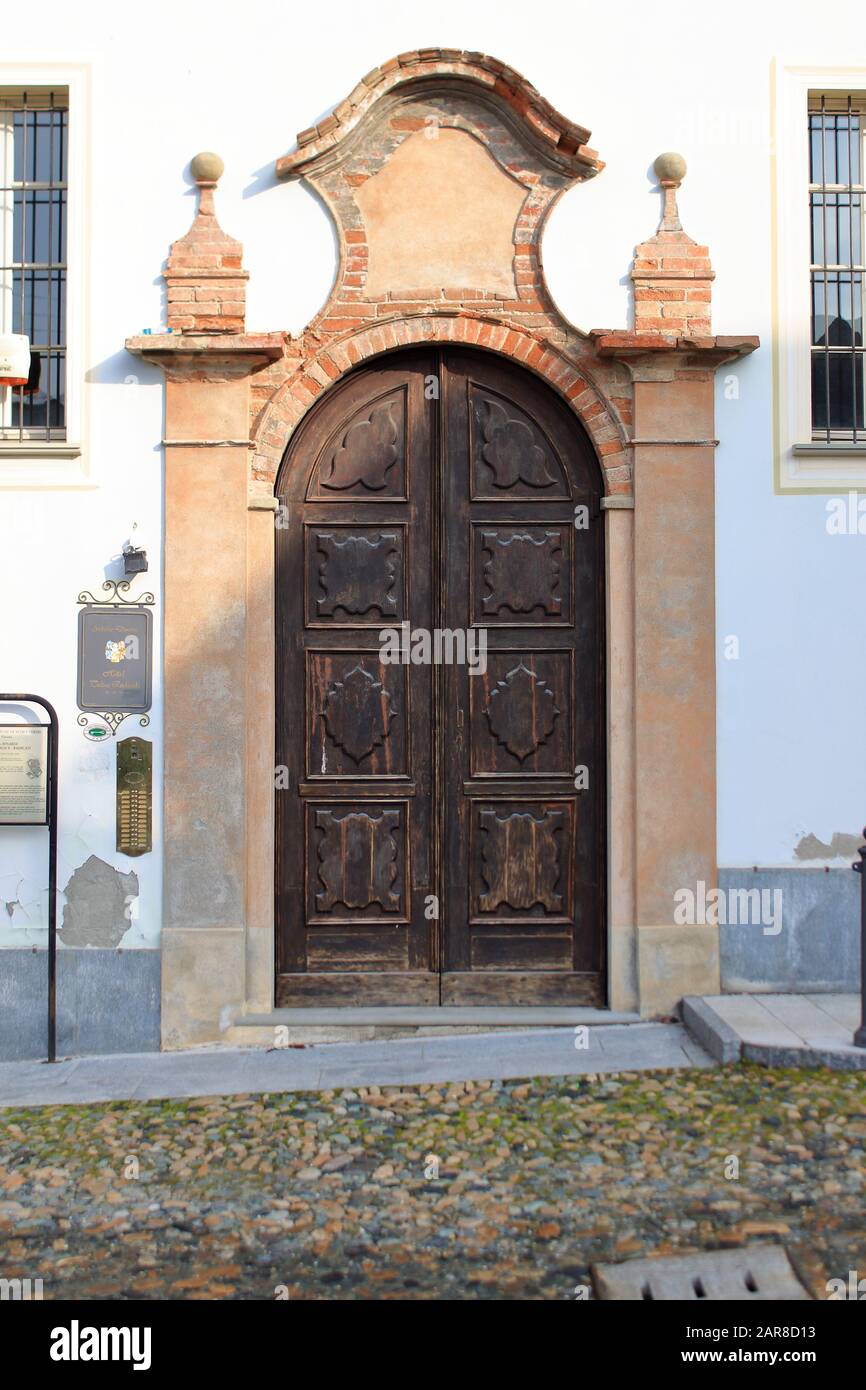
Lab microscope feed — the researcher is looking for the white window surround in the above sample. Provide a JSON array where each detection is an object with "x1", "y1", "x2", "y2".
[
  {"x1": 773, "y1": 62, "x2": 866, "y2": 492},
  {"x1": 0, "y1": 63, "x2": 90, "y2": 489}
]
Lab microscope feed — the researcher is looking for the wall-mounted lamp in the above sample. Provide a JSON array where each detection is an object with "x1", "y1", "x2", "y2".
[{"x1": 122, "y1": 543, "x2": 148, "y2": 577}]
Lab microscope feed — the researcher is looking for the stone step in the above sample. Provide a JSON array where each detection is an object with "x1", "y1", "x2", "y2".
[{"x1": 683, "y1": 992, "x2": 866, "y2": 1071}]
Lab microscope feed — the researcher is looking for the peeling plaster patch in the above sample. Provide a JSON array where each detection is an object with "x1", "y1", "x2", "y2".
[
  {"x1": 794, "y1": 831, "x2": 865, "y2": 861},
  {"x1": 60, "y1": 855, "x2": 139, "y2": 947}
]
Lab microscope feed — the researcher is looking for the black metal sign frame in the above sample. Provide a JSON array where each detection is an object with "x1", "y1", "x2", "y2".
[
  {"x1": 0, "y1": 695, "x2": 59, "y2": 1062},
  {"x1": 76, "y1": 580, "x2": 154, "y2": 736}
]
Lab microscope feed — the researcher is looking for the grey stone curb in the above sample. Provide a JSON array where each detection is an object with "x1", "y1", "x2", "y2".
[
  {"x1": 681, "y1": 996, "x2": 742, "y2": 1064},
  {"x1": 742, "y1": 1042, "x2": 866, "y2": 1072}
]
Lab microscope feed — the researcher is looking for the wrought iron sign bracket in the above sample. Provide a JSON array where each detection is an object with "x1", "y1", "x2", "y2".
[{"x1": 76, "y1": 580, "x2": 155, "y2": 737}]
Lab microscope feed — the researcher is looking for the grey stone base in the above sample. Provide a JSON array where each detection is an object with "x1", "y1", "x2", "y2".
[
  {"x1": 719, "y1": 867, "x2": 860, "y2": 993},
  {"x1": 0, "y1": 949, "x2": 160, "y2": 1061}
]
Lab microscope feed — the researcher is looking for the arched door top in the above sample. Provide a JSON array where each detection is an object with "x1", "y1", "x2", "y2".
[{"x1": 259, "y1": 321, "x2": 631, "y2": 501}]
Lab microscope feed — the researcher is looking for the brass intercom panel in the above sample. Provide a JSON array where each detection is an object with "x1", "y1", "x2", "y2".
[{"x1": 116, "y1": 736, "x2": 152, "y2": 856}]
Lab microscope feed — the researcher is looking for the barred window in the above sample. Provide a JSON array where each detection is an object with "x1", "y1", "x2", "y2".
[
  {"x1": 809, "y1": 95, "x2": 865, "y2": 440},
  {"x1": 0, "y1": 89, "x2": 68, "y2": 441}
]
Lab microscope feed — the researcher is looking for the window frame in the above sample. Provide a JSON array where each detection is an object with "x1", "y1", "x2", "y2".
[
  {"x1": 807, "y1": 95, "x2": 865, "y2": 443},
  {"x1": 0, "y1": 64, "x2": 88, "y2": 488},
  {"x1": 0, "y1": 90, "x2": 69, "y2": 443},
  {"x1": 773, "y1": 62, "x2": 866, "y2": 491}
]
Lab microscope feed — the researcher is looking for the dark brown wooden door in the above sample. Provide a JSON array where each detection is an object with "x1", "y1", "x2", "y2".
[{"x1": 276, "y1": 347, "x2": 605, "y2": 1006}]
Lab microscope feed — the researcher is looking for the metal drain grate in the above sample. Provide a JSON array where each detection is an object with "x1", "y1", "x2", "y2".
[{"x1": 592, "y1": 1245, "x2": 812, "y2": 1301}]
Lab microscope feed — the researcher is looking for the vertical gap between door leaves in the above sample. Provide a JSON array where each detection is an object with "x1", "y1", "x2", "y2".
[{"x1": 433, "y1": 348, "x2": 445, "y2": 1001}]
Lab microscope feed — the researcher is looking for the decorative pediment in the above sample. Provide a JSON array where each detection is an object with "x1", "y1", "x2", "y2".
[
  {"x1": 276, "y1": 50, "x2": 603, "y2": 181},
  {"x1": 274, "y1": 50, "x2": 603, "y2": 313}
]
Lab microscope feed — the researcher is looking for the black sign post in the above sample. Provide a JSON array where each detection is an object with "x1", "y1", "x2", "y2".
[
  {"x1": 0, "y1": 695, "x2": 59, "y2": 1062},
  {"x1": 853, "y1": 831, "x2": 866, "y2": 1048}
]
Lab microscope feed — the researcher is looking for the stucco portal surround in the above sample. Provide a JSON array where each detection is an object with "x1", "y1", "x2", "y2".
[{"x1": 127, "y1": 52, "x2": 758, "y2": 1047}]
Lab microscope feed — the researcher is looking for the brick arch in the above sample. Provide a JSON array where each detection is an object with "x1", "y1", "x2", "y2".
[{"x1": 251, "y1": 313, "x2": 632, "y2": 497}]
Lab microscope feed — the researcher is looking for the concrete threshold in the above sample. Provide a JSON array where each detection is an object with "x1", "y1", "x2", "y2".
[{"x1": 236, "y1": 1007, "x2": 641, "y2": 1028}]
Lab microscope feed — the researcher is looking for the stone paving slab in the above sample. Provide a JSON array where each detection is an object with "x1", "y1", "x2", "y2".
[
  {"x1": 683, "y1": 994, "x2": 866, "y2": 1072},
  {"x1": 0, "y1": 1022, "x2": 712, "y2": 1110},
  {"x1": 705, "y1": 995, "x2": 804, "y2": 1048},
  {"x1": 804, "y1": 994, "x2": 860, "y2": 1029},
  {"x1": 759, "y1": 994, "x2": 853, "y2": 1048}
]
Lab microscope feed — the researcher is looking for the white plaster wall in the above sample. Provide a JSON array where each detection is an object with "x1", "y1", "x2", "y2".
[{"x1": 0, "y1": 0, "x2": 863, "y2": 952}]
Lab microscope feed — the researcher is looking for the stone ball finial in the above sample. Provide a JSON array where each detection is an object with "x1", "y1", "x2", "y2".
[
  {"x1": 191, "y1": 151, "x2": 224, "y2": 185},
  {"x1": 653, "y1": 151, "x2": 687, "y2": 184}
]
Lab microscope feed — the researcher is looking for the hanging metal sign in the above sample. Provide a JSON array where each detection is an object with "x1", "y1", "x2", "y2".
[
  {"x1": 76, "y1": 580, "x2": 154, "y2": 736},
  {"x1": 0, "y1": 723, "x2": 49, "y2": 825}
]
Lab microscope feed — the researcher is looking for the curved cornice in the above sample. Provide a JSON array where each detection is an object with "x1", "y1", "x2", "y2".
[{"x1": 276, "y1": 49, "x2": 603, "y2": 181}]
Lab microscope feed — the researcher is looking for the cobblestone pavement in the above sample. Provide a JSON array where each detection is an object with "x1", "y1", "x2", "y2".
[{"x1": 1, "y1": 1065, "x2": 864, "y2": 1299}]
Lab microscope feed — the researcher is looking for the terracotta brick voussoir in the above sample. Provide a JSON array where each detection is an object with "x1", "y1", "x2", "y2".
[{"x1": 252, "y1": 313, "x2": 632, "y2": 498}]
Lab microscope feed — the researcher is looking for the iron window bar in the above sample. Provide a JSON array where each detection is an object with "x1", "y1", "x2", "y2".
[
  {"x1": 0, "y1": 89, "x2": 68, "y2": 442},
  {"x1": 809, "y1": 94, "x2": 865, "y2": 443}
]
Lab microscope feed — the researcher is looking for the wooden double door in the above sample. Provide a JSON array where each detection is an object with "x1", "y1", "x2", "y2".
[{"x1": 275, "y1": 347, "x2": 605, "y2": 1006}]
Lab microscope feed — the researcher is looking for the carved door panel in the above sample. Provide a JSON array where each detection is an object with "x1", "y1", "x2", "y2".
[
  {"x1": 276, "y1": 351, "x2": 437, "y2": 1004},
  {"x1": 276, "y1": 347, "x2": 605, "y2": 1007},
  {"x1": 441, "y1": 351, "x2": 605, "y2": 1004}
]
